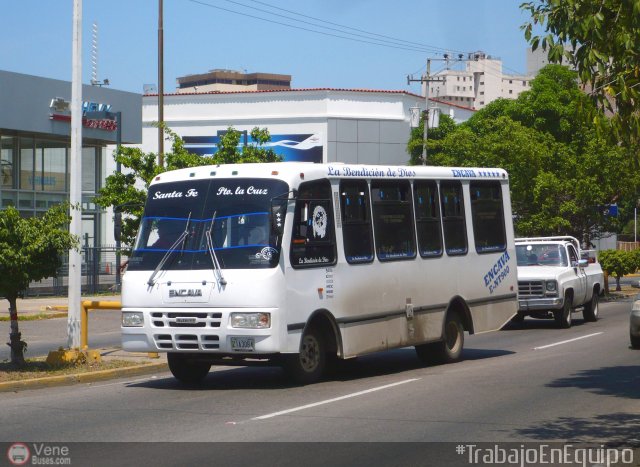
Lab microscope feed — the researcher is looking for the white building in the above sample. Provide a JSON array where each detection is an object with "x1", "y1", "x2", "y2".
[
  {"x1": 430, "y1": 51, "x2": 535, "y2": 109},
  {"x1": 138, "y1": 87, "x2": 475, "y2": 165}
]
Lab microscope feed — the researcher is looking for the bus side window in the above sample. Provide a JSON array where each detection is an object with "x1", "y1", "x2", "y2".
[
  {"x1": 470, "y1": 181, "x2": 506, "y2": 253},
  {"x1": 290, "y1": 179, "x2": 337, "y2": 268},
  {"x1": 340, "y1": 180, "x2": 374, "y2": 264},
  {"x1": 371, "y1": 180, "x2": 416, "y2": 261},
  {"x1": 440, "y1": 181, "x2": 468, "y2": 256},
  {"x1": 413, "y1": 181, "x2": 443, "y2": 257}
]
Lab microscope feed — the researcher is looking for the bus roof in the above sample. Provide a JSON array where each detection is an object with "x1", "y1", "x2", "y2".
[{"x1": 149, "y1": 162, "x2": 509, "y2": 187}]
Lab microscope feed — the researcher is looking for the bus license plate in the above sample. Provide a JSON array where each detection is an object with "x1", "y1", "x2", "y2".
[{"x1": 230, "y1": 337, "x2": 254, "y2": 351}]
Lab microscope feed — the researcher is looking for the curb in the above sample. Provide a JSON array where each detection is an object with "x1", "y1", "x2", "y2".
[{"x1": 0, "y1": 361, "x2": 168, "y2": 393}]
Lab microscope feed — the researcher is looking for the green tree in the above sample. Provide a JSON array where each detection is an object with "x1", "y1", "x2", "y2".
[
  {"x1": 598, "y1": 249, "x2": 636, "y2": 292},
  {"x1": 521, "y1": 0, "x2": 640, "y2": 145},
  {"x1": 407, "y1": 113, "x2": 456, "y2": 165},
  {"x1": 421, "y1": 65, "x2": 638, "y2": 243},
  {"x1": 0, "y1": 205, "x2": 78, "y2": 365},
  {"x1": 95, "y1": 125, "x2": 282, "y2": 252}
]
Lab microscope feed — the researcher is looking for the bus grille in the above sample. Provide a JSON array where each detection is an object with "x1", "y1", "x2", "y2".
[
  {"x1": 518, "y1": 281, "x2": 544, "y2": 297},
  {"x1": 154, "y1": 334, "x2": 220, "y2": 350},
  {"x1": 151, "y1": 312, "x2": 222, "y2": 328}
]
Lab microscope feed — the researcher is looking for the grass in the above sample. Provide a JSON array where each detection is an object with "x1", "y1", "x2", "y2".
[
  {"x1": 0, "y1": 312, "x2": 68, "y2": 322},
  {"x1": 0, "y1": 357, "x2": 147, "y2": 382}
]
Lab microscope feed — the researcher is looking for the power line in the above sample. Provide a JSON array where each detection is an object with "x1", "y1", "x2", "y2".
[
  {"x1": 187, "y1": 0, "x2": 460, "y2": 55},
  {"x1": 244, "y1": 0, "x2": 463, "y2": 54}
]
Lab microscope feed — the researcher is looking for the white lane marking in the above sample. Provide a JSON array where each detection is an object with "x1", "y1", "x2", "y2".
[
  {"x1": 534, "y1": 332, "x2": 603, "y2": 350},
  {"x1": 252, "y1": 378, "x2": 420, "y2": 420}
]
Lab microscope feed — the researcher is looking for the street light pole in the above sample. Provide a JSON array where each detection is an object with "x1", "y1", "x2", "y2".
[
  {"x1": 114, "y1": 111, "x2": 122, "y2": 292},
  {"x1": 68, "y1": 0, "x2": 83, "y2": 349},
  {"x1": 157, "y1": 0, "x2": 164, "y2": 166}
]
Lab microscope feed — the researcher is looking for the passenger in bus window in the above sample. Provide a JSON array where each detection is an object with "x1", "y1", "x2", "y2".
[{"x1": 150, "y1": 220, "x2": 182, "y2": 250}]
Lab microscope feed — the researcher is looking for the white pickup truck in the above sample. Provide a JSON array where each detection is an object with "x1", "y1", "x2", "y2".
[{"x1": 515, "y1": 236, "x2": 604, "y2": 328}]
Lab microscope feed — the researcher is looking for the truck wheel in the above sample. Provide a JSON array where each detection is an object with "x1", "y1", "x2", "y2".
[
  {"x1": 415, "y1": 310, "x2": 464, "y2": 365},
  {"x1": 554, "y1": 294, "x2": 572, "y2": 329},
  {"x1": 631, "y1": 333, "x2": 640, "y2": 349},
  {"x1": 167, "y1": 353, "x2": 211, "y2": 384},
  {"x1": 582, "y1": 290, "x2": 599, "y2": 322},
  {"x1": 283, "y1": 327, "x2": 326, "y2": 385}
]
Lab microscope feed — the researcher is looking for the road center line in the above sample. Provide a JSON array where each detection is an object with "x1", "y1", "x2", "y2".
[
  {"x1": 252, "y1": 378, "x2": 420, "y2": 420},
  {"x1": 533, "y1": 332, "x2": 603, "y2": 350}
]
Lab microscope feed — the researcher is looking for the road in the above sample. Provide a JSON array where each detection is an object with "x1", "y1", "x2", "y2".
[
  {"x1": 0, "y1": 310, "x2": 121, "y2": 360},
  {"x1": 0, "y1": 300, "x2": 638, "y2": 466}
]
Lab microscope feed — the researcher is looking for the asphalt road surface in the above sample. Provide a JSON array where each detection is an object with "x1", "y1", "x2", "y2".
[{"x1": 1, "y1": 300, "x2": 637, "y2": 466}]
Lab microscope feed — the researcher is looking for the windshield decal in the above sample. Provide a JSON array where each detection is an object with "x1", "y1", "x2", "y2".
[
  {"x1": 216, "y1": 186, "x2": 269, "y2": 196},
  {"x1": 152, "y1": 188, "x2": 199, "y2": 200},
  {"x1": 312, "y1": 205, "x2": 328, "y2": 239},
  {"x1": 255, "y1": 247, "x2": 279, "y2": 261}
]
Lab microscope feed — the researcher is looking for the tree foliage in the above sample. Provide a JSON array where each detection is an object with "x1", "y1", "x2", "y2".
[
  {"x1": 521, "y1": 0, "x2": 640, "y2": 145},
  {"x1": 0, "y1": 204, "x2": 78, "y2": 364},
  {"x1": 407, "y1": 65, "x2": 640, "y2": 243},
  {"x1": 598, "y1": 249, "x2": 637, "y2": 291},
  {"x1": 95, "y1": 125, "x2": 282, "y2": 251}
]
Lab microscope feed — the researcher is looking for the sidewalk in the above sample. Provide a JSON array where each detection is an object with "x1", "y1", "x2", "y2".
[
  {"x1": 0, "y1": 294, "x2": 169, "y2": 392},
  {"x1": 0, "y1": 294, "x2": 121, "y2": 318}
]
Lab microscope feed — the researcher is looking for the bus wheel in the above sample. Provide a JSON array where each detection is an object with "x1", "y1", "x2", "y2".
[
  {"x1": 283, "y1": 328, "x2": 326, "y2": 385},
  {"x1": 415, "y1": 311, "x2": 464, "y2": 365},
  {"x1": 167, "y1": 353, "x2": 211, "y2": 384},
  {"x1": 583, "y1": 289, "x2": 599, "y2": 322}
]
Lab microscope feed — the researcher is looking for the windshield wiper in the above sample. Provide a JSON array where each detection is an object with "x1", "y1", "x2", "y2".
[
  {"x1": 147, "y1": 213, "x2": 192, "y2": 286},
  {"x1": 205, "y1": 211, "x2": 227, "y2": 286}
]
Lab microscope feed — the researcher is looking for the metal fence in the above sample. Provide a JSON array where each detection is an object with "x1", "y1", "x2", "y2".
[{"x1": 24, "y1": 246, "x2": 127, "y2": 297}]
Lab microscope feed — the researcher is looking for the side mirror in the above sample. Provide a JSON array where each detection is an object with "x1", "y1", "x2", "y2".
[{"x1": 575, "y1": 259, "x2": 588, "y2": 268}]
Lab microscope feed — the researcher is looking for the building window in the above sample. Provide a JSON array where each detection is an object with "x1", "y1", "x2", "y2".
[
  {"x1": 19, "y1": 137, "x2": 34, "y2": 190},
  {"x1": 523, "y1": 81, "x2": 527, "y2": 86},
  {"x1": 480, "y1": 91, "x2": 484, "y2": 95},
  {"x1": 509, "y1": 90, "x2": 513, "y2": 94},
  {"x1": 1, "y1": 135, "x2": 15, "y2": 189},
  {"x1": 509, "y1": 80, "x2": 513, "y2": 84}
]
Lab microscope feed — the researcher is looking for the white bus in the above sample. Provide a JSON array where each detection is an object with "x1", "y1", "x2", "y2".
[{"x1": 121, "y1": 162, "x2": 517, "y2": 384}]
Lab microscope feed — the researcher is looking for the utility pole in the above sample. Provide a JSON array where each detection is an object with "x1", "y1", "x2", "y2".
[
  {"x1": 68, "y1": 0, "x2": 83, "y2": 349},
  {"x1": 407, "y1": 59, "x2": 444, "y2": 165},
  {"x1": 407, "y1": 54, "x2": 467, "y2": 165},
  {"x1": 158, "y1": 0, "x2": 164, "y2": 166}
]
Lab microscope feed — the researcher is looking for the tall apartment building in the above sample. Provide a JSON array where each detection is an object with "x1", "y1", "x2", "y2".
[
  {"x1": 428, "y1": 51, "x2": 534, "y2": 109},
  {"x1": 176, "y1": 69, "x2": 291, "y2": 93}
]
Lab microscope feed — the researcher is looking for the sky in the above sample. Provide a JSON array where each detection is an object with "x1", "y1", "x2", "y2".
[{"x1": 1, "y1": 0, "x2": 533, "y2": 96}]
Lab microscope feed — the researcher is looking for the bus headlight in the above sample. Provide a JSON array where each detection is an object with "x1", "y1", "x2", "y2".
[
  {"x1": 122, "y1": 312, "x2": 144, "y2": 327},
  {"x1": 230, "y1": 312, "x2": 271, "y2": 329}
]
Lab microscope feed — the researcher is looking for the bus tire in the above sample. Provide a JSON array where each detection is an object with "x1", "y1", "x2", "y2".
[
  {"x1": 554, "y1": 293, "x2": 573, "y2": 329},
  {"x1": 582, "y1": 289, "x2": 599, "y2": 322},
  {"x1": 283, "y1": 327, "x2": 326, "y2": 385},
  {"x1": 415, "y1": 311, "x2": 464, "y2": 365},
  {"x1": 167, "y1": 353, "x2": 211, "y2": 384}
]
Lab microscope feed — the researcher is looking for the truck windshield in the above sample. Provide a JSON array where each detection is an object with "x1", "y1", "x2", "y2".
[
  {"x1": 516, "y1": 244, "x2": 568, "y2": 267},
  {"x1": 127, "y1": 178, "x2": 289, "y2": 271}
]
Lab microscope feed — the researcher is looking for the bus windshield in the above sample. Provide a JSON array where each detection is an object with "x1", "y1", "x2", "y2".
[{"x1": 127, "y1": 178, "x2": 289, "y2": 271}]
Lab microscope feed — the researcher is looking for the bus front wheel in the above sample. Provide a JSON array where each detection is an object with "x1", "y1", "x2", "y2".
[
  {"x1": 415, "y1": 311, "x2": 464, "y2": 365},
  {"x1": 283, "y1": 328, "x2": 326, "y2": 385},
  {"x1": 167, "y1": 353, "x2": 211, "y2": 384}
]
